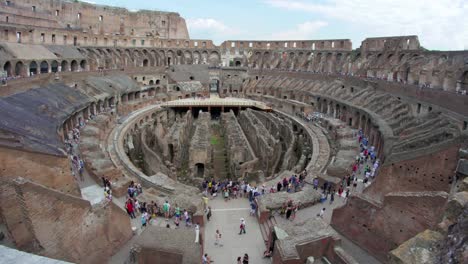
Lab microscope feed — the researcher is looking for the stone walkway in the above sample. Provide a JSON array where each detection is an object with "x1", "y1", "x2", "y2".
[
  {"x1": 203, "y1": 197, "x2": 269, "y2": 264},
  {"x1": 274, "y1": 192, "x2": 381, "y2": 264}
]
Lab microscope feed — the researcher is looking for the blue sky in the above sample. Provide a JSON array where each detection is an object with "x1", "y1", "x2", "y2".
[{"x1": 88, "y1": 0, "x2": 467, "y2": 51}]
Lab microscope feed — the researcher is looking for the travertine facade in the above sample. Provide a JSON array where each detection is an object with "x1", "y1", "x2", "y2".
[{"x1": 0, "y1": 0, "x2": 467, "y2": 263}]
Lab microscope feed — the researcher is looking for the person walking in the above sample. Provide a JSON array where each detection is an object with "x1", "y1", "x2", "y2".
[
  {"x1": 214, "y1": 229, "x2": 222, "y2": 246},
  {"x1": 318, "y1": 208, "x2": 325, "y2": 218},
  {"x1": 125, "y1": 199, "x2": 135, "y2": 219},
  {"x1": 239, "y1": 218, "x2": 246, "y2": 234},
  {"x1": 202, "y1": 253, "x2": 212, "y2": 264},
  {"x1": 242, "y1": 253, "x2": 249, "y2": 264}
]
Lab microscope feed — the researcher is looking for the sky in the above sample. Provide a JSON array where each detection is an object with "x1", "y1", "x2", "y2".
[{"x1": 87, "y1": 0, "x2": 467, "y2": 51}]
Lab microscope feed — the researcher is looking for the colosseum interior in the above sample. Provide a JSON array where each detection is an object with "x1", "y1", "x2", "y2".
[{"x1": 0, "y1": 0, "x2": 467, "y2": 264}]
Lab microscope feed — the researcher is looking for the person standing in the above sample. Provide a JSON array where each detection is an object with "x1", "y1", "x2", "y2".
[
  {"x1": 175, "y1": 204, "x2": 181, "y2": 221},
  {"x1": 195, "y1": 223, "x2": 200, "y2": 243},
  {"x1": 163, "y1": 200, "x2": 170, "y2": 221},
  {"x1": 239, "y1": 218, "x2": 246, "y2": 234},
  {"x1": 286, "y1": 202, "x2": 293, "y2": 220},
  {"x1": 202, "y1": 195, "x2": 209, "y2": 211},
  {"x1": 277, "y1": 181, "x2": 282, "y2": 192},
  {"x1": 184, "y1": 209, "x2": 191, "y2": 226},
  {"x1": 206, "y1": 206, "x2": 212, "y2": 221},
  {"x1": 141, "y1": 211, "x2": 148, "y2": 227},
  {"x1": 330, "y1": 191, "x2": 335, "y2": 204}
]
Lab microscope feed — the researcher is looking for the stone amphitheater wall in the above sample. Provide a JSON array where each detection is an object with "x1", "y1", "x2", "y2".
[{"x1": 0, "y1": 178, "x2": 132, "y2": 263}]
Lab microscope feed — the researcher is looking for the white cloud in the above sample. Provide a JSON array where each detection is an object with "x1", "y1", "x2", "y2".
[
  {"x1": 269, "y1": 21, "x2": 327, "y2": 40},
  {"x1": 265, "y1": 0, "x2": 468, "y2": 50},
  {"x1": 186, "y1": 18, "x2": 243, "y2": 44},
  {"x1": 187, "y1": 18, "x2": 230, "y2": 32}
]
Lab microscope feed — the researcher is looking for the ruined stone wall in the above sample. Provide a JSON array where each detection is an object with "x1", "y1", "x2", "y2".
[
  {"x1": 0, "y1": 178, "x2": 132, "y2": 263},
  {"x1": 189, "y1": 111, "x2": 211, "y2": 178},
  {"x1": 366, "y1": 144, "x2": 459, "y2": 201},
  {"x1": 238, "y1": 109, "x2": 282, "y2": 177},
  {"x1": 0, "y1": 147, "x2": 80, "y2": 196},
  {"x1": 331, "y1": 192, "x2": 448, "y2": 262},
  {"x1": 141, "y1": 128, "x2": 171, "y2": 177},
  {"x1": 221, "y1": 110, "x2": 257, "y2": 178},
  {"x1": 165, "y1": 111, "x2": 193, "y2": 172},
  {"x1": 0, "y1": 0, "x2": 189, "y2": 39},
  {"x1": 251, "y1": 110, "x2": 307, "y2": 173}
]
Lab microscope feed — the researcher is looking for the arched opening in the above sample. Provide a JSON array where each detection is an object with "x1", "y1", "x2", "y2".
[
  {"x1": 70, "y1": 60, "x2": 78, "y2": 71},
  {"x1": 168, "y1": 144, "x2": 174, "y2": 163},
  {"x1": 80, "y1": 60, "x2": 87, "y2": 70},
  {"x1": 3, "y1": 61, "x2": 12, "y2": 77},
  {"x1": 29, "y1": 61, "x2": 38, "y2": 75},
  {"x1": 461, "y1": 71, "x2": 468, "y2": 90},
  {"x1": 195, "y1": 163, "x2": 205, "y2": 178},
  {"x1": 61, "y1": 60, "x2": 69, "y2": 72},
  {"x1": 156, "y1": 79, "x2": 160, "y2": 85},
  {"x1": 97, "y1": 100, "x2": 103, "y2": 113},
  {"x1": 149, "y1": 80, "x2": 154, "y2": 85},
  {"x1": 51, "y1": 60, "x2": 59, "y2": 72},
  {"x1": 40, "y1": 61, "x2": 48, "y2": 74},
  {"x1": 90, "y1": 102, "x2": 96, "y2": 115},
  {"x1": 167, "y1": 57, "x2": 171, "y2": 65},
  {"x1": 143, "y1": 59, "x2": 149, "y2": 67},
  {"x1": 235, "y1": 60, "x2": 242, "y2": 67},
  {"x1": 14, "y1": 61, "x2": 24, "y2": 76}
]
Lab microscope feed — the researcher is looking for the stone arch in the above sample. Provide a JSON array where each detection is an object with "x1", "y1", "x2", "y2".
[
  {"x1": 149, "y1": 80, "x2": 154, "y2": 85},
  {"x1": 3, "y1": 61, "x2": 12, "y2": 77},
  {"x1": 201, "y1": 51, "x2": 208, "y2": 64},
  {"x1": 184, "y1": 50, "x2": 193, "y2": 64},
  {"x1": 209, "y1": 51, "x2": 221, "y2": 66},
  {"x1": 14, "y1": 61, "x2": 25, "y2": 76},
  {"x1": 97, "y1": 100, "x2": 103, "y2": 113},
  {"x1": 90, "y1": 102, "x2": 96, "y2": 115},
  {"x1": 29, "y1": 61, "x2": 38, "y2": 75},
  {"x1": 150, "y1": 50, "x2": 159, "y2": 66},
  {"x1": 50, "y1": 60, "x2": 59, "y2": 73},
  {"x1": 176, "y1": 50, "x2": 184, "y2": 64},
  {"x1": 61, "y1": 60, "x2": 69, "y2": 72},
  {"x1": 80, "y1": 60, "x2": 87, "y2": 70},
  {"x1": 461, "y1": 70, "x2": 468, "y2": 90},
  {"x1": 142, "y1": 49, "x2": 154, "y2": 66},
  {"x1": 40, "y1": 61, "x2": 49, "y2": 74},
  {"x1": 159, "y1": 50, "x2": 166, "y2": 66},
  {"x1": 166, "y1": 50, "x2": 174, "y2": 65},
  {"x1": 71, "y1": 60, "x2": 78, "y2": 71},
  {"x1": 193, "y1": 51, "x2": 201, "y2": 64}
]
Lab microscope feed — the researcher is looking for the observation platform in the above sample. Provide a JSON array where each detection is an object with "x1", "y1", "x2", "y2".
[{"x1": 161, "y1": 95, "x2": 272, "y2": 111}]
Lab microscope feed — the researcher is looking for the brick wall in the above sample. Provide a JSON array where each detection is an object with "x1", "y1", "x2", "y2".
[{"x1": 0, "y1": 178, "x2": 132, "y2": 263}]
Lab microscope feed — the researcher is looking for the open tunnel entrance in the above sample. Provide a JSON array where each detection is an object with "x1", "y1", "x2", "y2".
[{"x1": 195, "y1": 163, "x2": 205, "y2": 178}]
